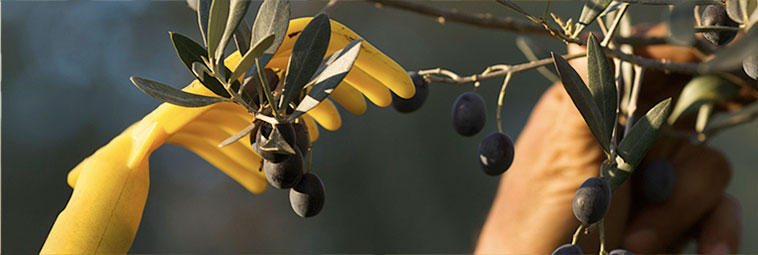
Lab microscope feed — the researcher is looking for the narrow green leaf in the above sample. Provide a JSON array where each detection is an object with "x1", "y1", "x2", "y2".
[
  {"x1": 618, "y1": 98, "x2": 672, "y2": 168},
  {"x1": 215, "y1": 0, "x2": 251, "y2": 61},
  {"x1": 667, "y1": 75, "x2": 740, "y2": 124},
  {"x1": 130, "y1": 76, "x2": 225, "y2": 107},
  {"x1": 667, "y1": 2, "x2": 696, "y2": 46},
  {"x1": 281, "y1": 14, "x2": 331, "y2": 109},
  {"x1": 252, "y1": 0, "x2": 290, "y2": 57},
  {"x1": 575, "y1": 0, "x2": 612, "y2": 36},
  {"x1": 207, "y1": 0, "x2": 230, "y2": 61},
  {"x1": 586, "y1": 34, "x2": 618, "y2": 137},
  {"x1": 552, "y1": 52, "x2": 611, "y2": 153},
  {"x1": 246, "y1": 0, "x2": 291, "y2": 88},
  {"x1": 288, "y1": 40, "x2": 362, "y2": 121},
  {"x1": 196, "y1": 0, "x2": 212, "y2": 46},
  {"x1": 747, "y1": 4, "x2": 758, "y2": 30},
  {"x1": 169, "y1": 32, "x2": 230, "y2": 98},
  {"x1": 218, "y1": 121, "x2": 258, "y2": 147},
  {"x1": 516, "y1": 36, "x2": 559, "y2": 82},
  {"x1": 230, "y1": 33, "x2": 275, "y2": 83},
  {"x1": 699, "y1": 25, "x2": 758, "y2": 72}
]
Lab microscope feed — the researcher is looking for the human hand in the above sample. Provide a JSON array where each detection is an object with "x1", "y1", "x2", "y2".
[{"x1": 474, "y1": 24, "x2": 740, "y2": 254}]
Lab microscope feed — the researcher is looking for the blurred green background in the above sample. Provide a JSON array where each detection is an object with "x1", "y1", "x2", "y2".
[{"x1": 2, "y1": 1, "x2": 756, "y2": 253}]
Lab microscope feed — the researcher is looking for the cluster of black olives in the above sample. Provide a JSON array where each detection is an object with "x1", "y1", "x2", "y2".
[
  {"x1": 452, "y1": 91, "x2": 514, "y2": 176},
  {"x1": 245, "y1": 69, "x2": 325, "y2": 218},
  {"x1": 252, "y1": 121, "x2": 326, "y2": 218},
  {"x1": 699, "y1": 5, "x2": 757, "y2": 80},
  {"x1": 390, "y1": 72, "x2": 515, "y2": 176}
]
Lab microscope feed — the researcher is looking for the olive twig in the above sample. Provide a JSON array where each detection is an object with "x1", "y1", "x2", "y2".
[
  {"x1": 420, "y1": 53, "x2": 585, "y2": 85},
  {"x1": 496, "y1": 72, "x2": 514, "y2": 133},
  {"x1": 571, "y1": 224, "x2": 585, "y2": 245}
]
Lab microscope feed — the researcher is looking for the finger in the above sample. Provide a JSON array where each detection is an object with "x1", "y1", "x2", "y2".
[
  {"x1": 622, "y1": 140, "x2": 732, "y2": 253},
  {"x1": 697, "y1": 194, "x2": 741, "y2": 254}
]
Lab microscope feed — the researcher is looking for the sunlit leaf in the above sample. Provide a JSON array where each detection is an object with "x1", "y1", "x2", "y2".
[
  {"x1": 288, "y1": 39, "x2": 362, "y2": 121},
  {"x1": 229, "y1": 33, "x2": 275, "y2": 83},
  {"x1": 552, "y1": 52, "x2": 611, "y2": 153},
  {"x1": 586, "y1": 34, "x2": 618, "y2": 137},
  {"x1": 130, "y1": 76, "x2": 225, "y2": 107},
  {"x1": 667, "y1": 2, "x2": 696, "y2": 46},
  {"x1": 170, "y1": 32, "x2": 230, "y2": 98},
  {"x1": 618, "y1": 98, "x2": 671, "y2": 169},
  {"x1": 252, "y1": 0, "x2": 290, "y2": 60},
  {"x1": 215, "y1": 0, "x2": 252, "y2": 61},
  {"x1": 667, "y1": 75, "x2": 740, "y2": 124},
  {"x1": 575, "y1": 0, "x2": 612, "y2": 36},
  {"x1": 218, "y1": 121, "x2": 258, "y2": 147},
  {"x1": 207, "y1": 0, "x2": 230, "y2": 61},
  {"x1": 281, "y1": 14, "x2": 331, "y2": 109}
]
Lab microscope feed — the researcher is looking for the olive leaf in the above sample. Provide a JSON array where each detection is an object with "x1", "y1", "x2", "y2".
[
  {"x1": 170, "y1": 32, "x2": 230, "y2": 98},
  {"x1": 218, "y1": 121, "x2": 259, "y2": 147},
  {"x1": 196, "y1": 0, "x2": 212, "y2": 46},
  {"x1": 725, "y1": 0, "x2": 756, "y2": 24},
  {"x1": 699, "y1": 25, "x2": 758, "y2": 72},
  {"x1": 552, "y1": 52, "x2": 611, "y2": 153},
  {"x1": 617, "y1": 98, "x2": 672, "y2": 169},
  {"x1": 288, "y1": 39, "x2": 363, "y2": 121},
  {"x1": 229, "y1": 33, "x2": 275, "y2": 83},
  {"x1": 667, "y1": 2, "x2": 696, "y2": 46},
  {"x1": 214, "y1": 0, "x2": 252, "y2": 61},
  {"x1": 245, "y1": 0, "x2": 291, "y2": 91},
  {"x1": 667, "y1": 75, "x2": 740, "y2": 125},
  {"x1": 280, "y1": 13, "x2": 331, "y2": 109},
  {"x1": 130, "y1": 76, "x2": 225, "y2": 107},
  {"x1": 575, "y1": 0, "x2": 612, "y2": 36},
  {"x1": 206, "y1": 0, "x2": 230, "y2": 61},
  {"x1": 586, "y1": 34, "x2": 618, "y2": 138},
  {"x1": 252, "y1": 0, "x2": 290, "y2": 59},
  {"x1": 516, "y1": 36, "x2": 559, "y2": 82}
]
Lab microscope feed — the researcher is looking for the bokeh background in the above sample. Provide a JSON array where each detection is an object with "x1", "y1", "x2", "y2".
[{"x1": 3, "y1": 1, "x2": 757, "y2": 253}]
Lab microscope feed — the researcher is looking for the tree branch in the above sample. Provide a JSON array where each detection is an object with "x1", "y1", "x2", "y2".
[{"x1": 366, "y1": 0, "x2": 669, "y2": 46}]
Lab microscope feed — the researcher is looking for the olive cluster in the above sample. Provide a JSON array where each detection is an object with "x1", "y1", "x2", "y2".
[
  {"x1": 246, "y1": 70, "x2": 325, "y2": 218},
  {"x1": 699, "y1": 5, "x2": 757, "y2": 80},
  {"x1": 391, "y1": 72, "x2": 515, "y2": 176}
]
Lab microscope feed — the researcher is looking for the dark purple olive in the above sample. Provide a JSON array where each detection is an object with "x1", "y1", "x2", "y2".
[
  {"x1": 701, "y1": 5, "x2": 739, "y2": 46},
  {"x1": 289, "y1": 172, "x2": 326, "y2": 217},
  {"x1": 263, "y1": 147, "x2": 304, "y2": 189},
  {"x1": 451, "y1": 92, "x2": 487, "y2": 136},
  {"x1": 391, "y1": 71, "x2": 429, "y2": 113},
  {"x1": 292, "y1": 121, "x2": 311, "y2": 157},
  {"x1": 477, "y1": 132, "x2": 515, "y2": 176},
  {"x1": 572, "y1": 177, "x2": 612, "y2": 224},
  {"x1": 255, "y1": 122, "x2": 297, "y2": 163},
  {"x1": 743, "y1": 54, "x2": 758, "y2": 80},
  {"x1": 552, "y1": 244, "x2": 583, "y2": 255}
]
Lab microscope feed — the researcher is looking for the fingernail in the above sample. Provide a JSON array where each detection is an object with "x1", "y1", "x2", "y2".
[
  {"x1": 707, "y1": 242, "x2": 731, "y2": 255},
  {"x1": 624, "y1": 229, "x2": 657, "y2": 251}
]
